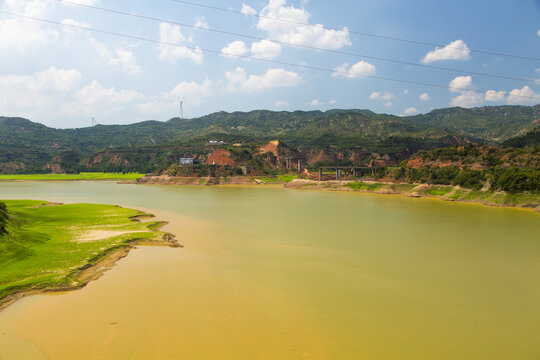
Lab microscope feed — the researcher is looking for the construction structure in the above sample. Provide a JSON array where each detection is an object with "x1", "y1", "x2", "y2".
[
  {"x1": 317, "y1": 166, "x2": 382, "y2": 181},
  {"x1": 284, "y1": 157, "x2": 305, "y2": 172},
  {"x1": 179, "y1": 158, "x2": 194, "y2": 165}
]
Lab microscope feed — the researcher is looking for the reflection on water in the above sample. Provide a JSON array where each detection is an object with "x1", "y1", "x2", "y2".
[{"x1": 0, "y1": 182, "x2": 539, "y2": 359}]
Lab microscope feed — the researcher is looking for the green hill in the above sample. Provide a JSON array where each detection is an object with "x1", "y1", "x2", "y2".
[
  {"x1": 407, "y1": 105, "x2": 540, "y2": 143},
  {"x1": 0, "y1": 105, "x2": 538, "y2": 173},
  {"x1": 501, "y1": 128, "x2": 540, "y2": 148}
]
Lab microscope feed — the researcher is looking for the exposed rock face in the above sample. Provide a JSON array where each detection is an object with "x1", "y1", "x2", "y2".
[
  {"x1": 407, "y1": 157, "x2": 487, "y2": 170},
  {"x1": 205, "y1": 149, "x2": 236, "y2": 166},
  {"x1": 86, "y1": 153, "x2": 130, "y2": 168},
  {"x1": 407, "y1": 158, "x2": 424, "y2": 169},
  {"x1": 306, "y1": 149, "x2": 339, "y2": 165},
  {"x1": 86, "y1": 154, "x2": 103, "y2": 167},
  {"x1": 42, "y1": 162, "x2": 63, "y2": 174},
  {"x1": 258, "y1": 140, "x2": 280, "y2": 157},
  {"x1": 0, "y1": 162, "x2": 25, "y2": 172}
]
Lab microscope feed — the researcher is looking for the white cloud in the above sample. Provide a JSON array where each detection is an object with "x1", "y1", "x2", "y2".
[
  {"x1": 251, "y1": 39, "x2": 282, "y2": 59},
  {"x1": 0, "y1": 4, "x2": 59, "y2": 52},
  {"x1": 0, "y1": 67, "x2": 82, "y2": 117},
  {"x1": 36, "y1": 67, "x2": 82, "y2": 90},
  {"x1": 0, "y1": 67, "x2": 81, "y2": 93},
  {"x1": 89, "y1": 36, "x2": 110, "y2": 59},
  {"x1": 76, "y1": 80, "x2": 142, "y2": 104},
  {"x1": 333, "y1": 61, "x2": 376, "y2": 78},
  {"x1": 403, "y1": 89, "x2": 409, "y2": 94},
  {"x1": 136, "y1": 79, "x2": 213, "y2": 116},
  {"x1": 241, "y1": 3, "x2": 257, "y2": 15},
  {"x1": 484, "y1": 90, "x2": 506, "y2": 102},
  {"x1": 194, "y1": 16, "x2": 209, "y2": 29},
  {"x1": 162, "y1": 78, "x2": 213, "y2": 105},
  {"x1": 157, "y1": 23, "x2": 203, "y2": 64},
  {"x1": 448, "y1": 76, "x2": 483, "y2": 108},
  {"x1": 86, "y1": 36, "x2": 142, "y2": 75},
  {"x1": 309, "y1": 99, "x2": 320, "y2": 106},
  {"x1": 369, "y1": 91, "x2": 394, "y2": 100},
  {"x1": 275, "y1": 100, "x2": 289, "y2": 107},
  {"x1": 225, "y1": 67, "x2": 302, "y2": 92},
  {"x1": 256, "y1": 0, "x2": 350, "y2": 49},
  {"x1": 449, "y1": 75, "x2": 473, "y2": 92},
  {"x1": 450, "y1": 92, "x2": 483, "y2": 108},
  {"x1": 16, "y1": 0, "x2": 55, "y2": 17},
  {"x1": 419, "y1": 93, "x2": 431, "y2": 101},
  {"x1": 421, "y1": 39, "x2": 471, "y2": 63},
  {"x1": 108, "y1": 48, "x2": 142, "y2": 75},
  {"x1": 537, "y1": 29, "x2": 540, "y2": 37},
  {"x1": 507, "y1": 86, "x2": 540, "y2": 104},
  {"x1": 60, "y1": 80, "x2": 143, "y2": 117},
  {"x1": 137, "y1": 101, "x2": 177, "y2": 115},
  {"x1": 61, "y1": 18, "x2": 90, "y2": 28},
  {"x1": 403, "y1": 107, "x2": 419, "y2": 115},
  {"x1": 384, "y1": 102, "x2": 393, "y2": 107},
  {"x1": 329, "y1": 99, "x2": 336, "y2": 104},
  {"x1": 221, "y1": 40, "x2": 249, "y2": 58},
  {"x1": 0, "y1": 67, "x2": 157, "y2": 123},
  {"x1": 60, "y1": 0, "x2": 101, "y2": 6}
]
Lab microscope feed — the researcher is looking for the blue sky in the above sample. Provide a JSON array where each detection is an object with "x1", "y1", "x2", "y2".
[{"x1": 0, "y1": 0, "x2": 539, "y2": 128}]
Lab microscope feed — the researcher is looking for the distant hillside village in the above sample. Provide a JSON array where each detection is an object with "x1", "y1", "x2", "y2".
[{"x1": 161, "y1": 140, "x2": 309, "y2": 178}]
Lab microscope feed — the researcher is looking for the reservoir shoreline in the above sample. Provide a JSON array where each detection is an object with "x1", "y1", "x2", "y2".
[
  {"x1": 2, "y1": 175, "x2": 538, "y2": 211},
  {"x1": 135, "y1": 176, "x2": 540, "y2": 212},
  {"x1": 0, "y1": 205, "x2": 180, "y2": 312}
]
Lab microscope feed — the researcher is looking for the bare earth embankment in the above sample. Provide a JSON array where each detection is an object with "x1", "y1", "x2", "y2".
[{"x1": 284, "y1": 179, "x2": 540, "y2": 211}]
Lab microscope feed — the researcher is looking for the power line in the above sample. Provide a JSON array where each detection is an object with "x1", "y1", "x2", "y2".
[
  {"x1": 53, "y1": 0, "x2": 535, "y2": 83},
  {"x1": 0, "y1": 10, "x2": 537, "y2": 101},
  {"x1": 169, "y1": 0, "x2": 540, "y2": 63}
]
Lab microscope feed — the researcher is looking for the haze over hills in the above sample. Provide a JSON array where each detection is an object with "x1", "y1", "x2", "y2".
[{"x1": 0, "y1": 104, "x2": 538, "y2": 173}]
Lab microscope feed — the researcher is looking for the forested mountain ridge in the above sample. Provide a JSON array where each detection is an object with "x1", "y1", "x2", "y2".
[{"x1": 0, "y1": 104, "x2": 538, "y2": 173}]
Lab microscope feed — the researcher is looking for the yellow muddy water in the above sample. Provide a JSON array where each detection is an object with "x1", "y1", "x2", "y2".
[{"x1": 0, "y1": 182, "x2": 539, "y2": 360}]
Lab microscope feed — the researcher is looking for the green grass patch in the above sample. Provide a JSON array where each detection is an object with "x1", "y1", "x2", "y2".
[
  {"x1": 389, "y1": 184, "x2": 417, "y2": 192},
  {"x1": 447, "y1": 189, "x2": 463, "y2": 200},
  {"x1": 0, "y1": 200, "x2": 165, "y2": 303},
  {"x1": 0, "y1": 172, "x2": 145, "y2": 181},
  {"x1": 346, "y1": 182, "x2": 384, "y2": 191},
  {"x1": 257, "y1": 174, "x2": 298, "y2": 183},
  {"x1": 426, "y1": 186, "x2": 454, "y2": 196}
]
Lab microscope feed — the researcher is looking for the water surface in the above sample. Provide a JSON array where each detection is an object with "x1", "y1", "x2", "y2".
[{"x1": 0, "y1": 181, "x2": 539, "y2": 359}]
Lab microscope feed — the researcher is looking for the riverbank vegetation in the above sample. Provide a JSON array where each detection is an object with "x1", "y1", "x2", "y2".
[
  {"x1": 284, "y1": 180, "x2": 540, "y2": 209},
  {"x1": 0, "y1": 172, "x2": 145, "y2": 181},
  {"x1": 0, "y1": 200, "x2": 177, "y2": 309},
  {"x1": 374, "y1": 145, "x2": 540, "y2": 193}
]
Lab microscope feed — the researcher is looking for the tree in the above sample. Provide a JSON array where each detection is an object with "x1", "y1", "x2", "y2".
[{"x1": 0, "y1": 201, "x2": 7, "y2": 235}]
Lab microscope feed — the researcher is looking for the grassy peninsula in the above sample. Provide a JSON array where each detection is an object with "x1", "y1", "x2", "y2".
[{"x1": 0, "y1": 200, "x2": 178, "y2": 310}]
